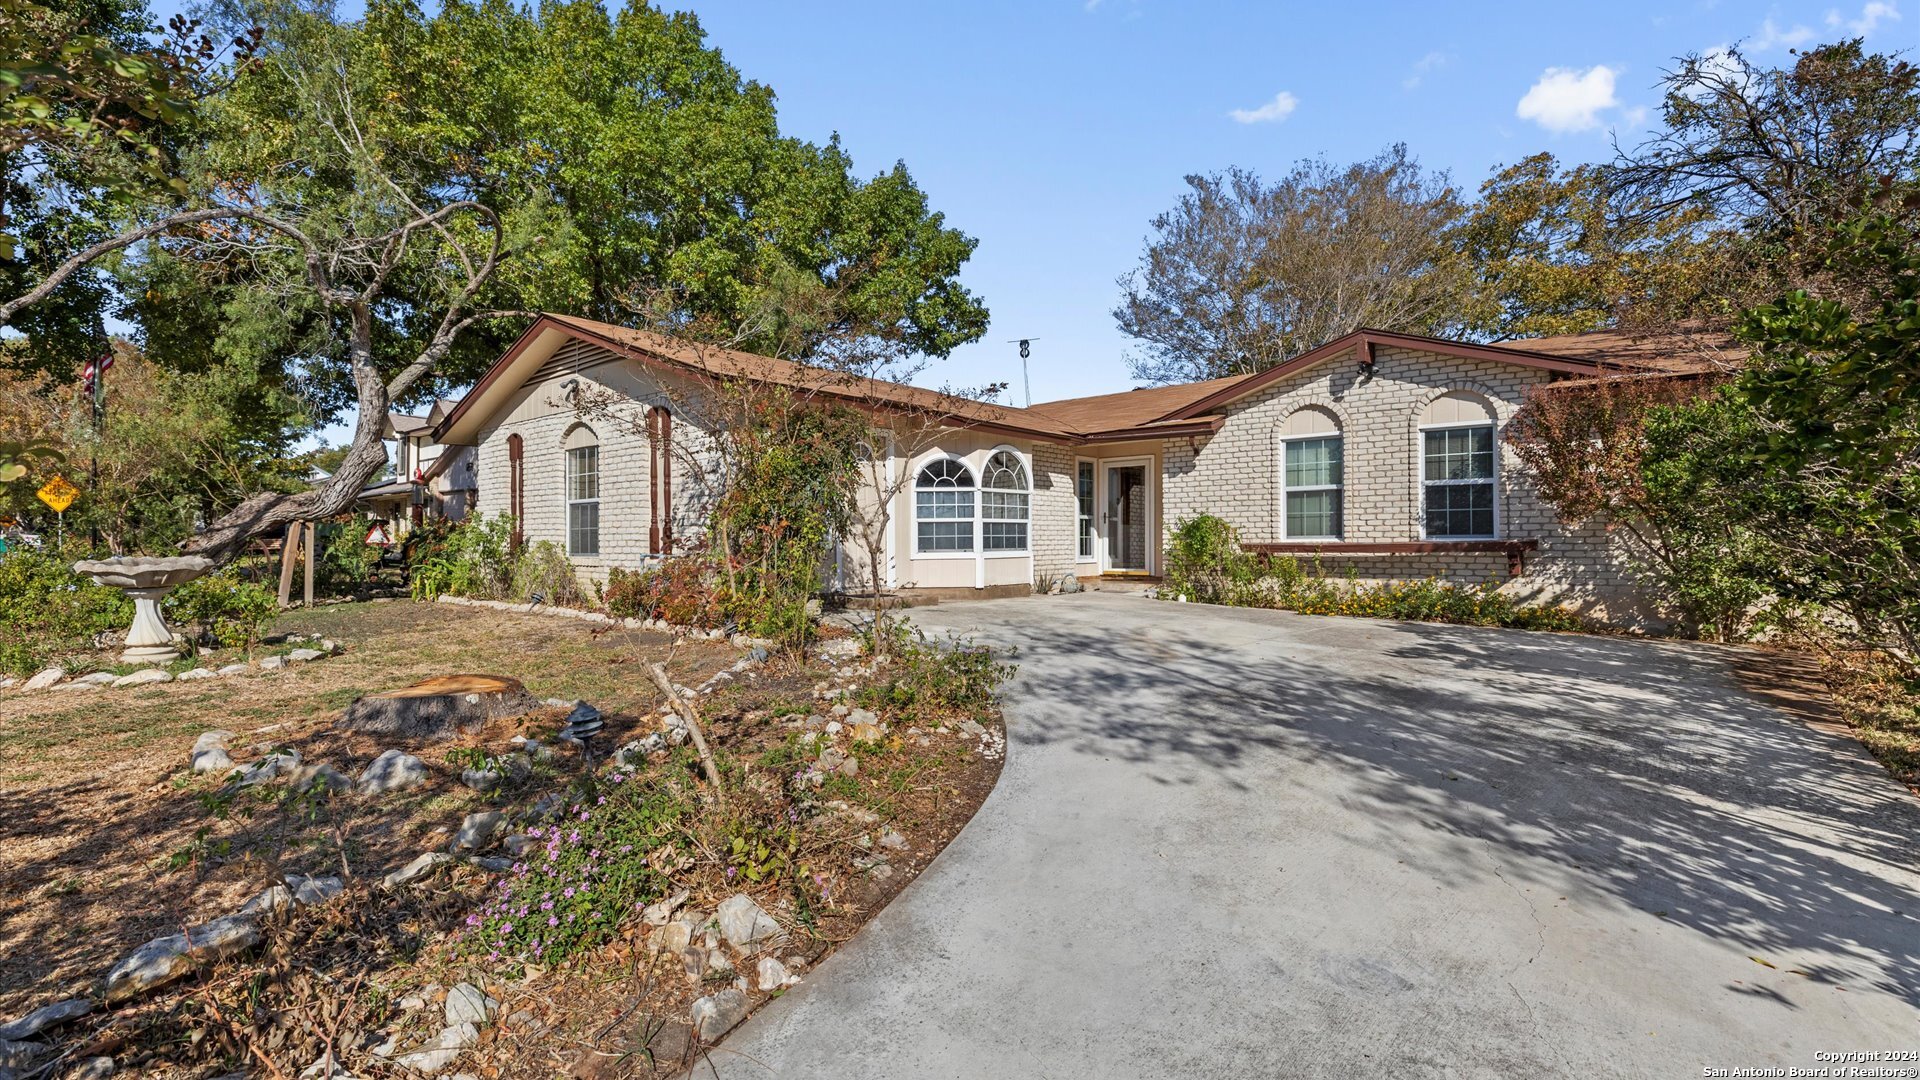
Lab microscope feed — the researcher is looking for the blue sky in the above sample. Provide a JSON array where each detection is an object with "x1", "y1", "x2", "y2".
[
  {"x1": 672, "y1": 0, "x2": 1910, "y2": 404},
  {"x1": 148, "y1": 0, "x2": 1914, "y2": 435}
]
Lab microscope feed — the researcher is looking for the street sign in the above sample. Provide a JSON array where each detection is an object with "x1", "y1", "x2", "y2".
[{"x1": 36, "y1": 475, "x2": 78, "y2": 514}]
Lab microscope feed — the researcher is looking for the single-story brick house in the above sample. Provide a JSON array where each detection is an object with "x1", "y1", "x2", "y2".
[{"x1": 428, "y1": 313, "x2": 1704, "y2": 622}]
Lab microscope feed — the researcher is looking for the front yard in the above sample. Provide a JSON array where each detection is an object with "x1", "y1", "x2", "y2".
[{"x1": 0, "y1": 600, "x2": 1009, "y2": 1078}]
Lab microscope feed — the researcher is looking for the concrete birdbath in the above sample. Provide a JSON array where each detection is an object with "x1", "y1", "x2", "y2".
[{"x1": 72, "y1": 555, "x2": 216, "y2": 665}]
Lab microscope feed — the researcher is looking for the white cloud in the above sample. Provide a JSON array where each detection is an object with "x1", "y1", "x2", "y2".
[
  {"x1": 1403, "y1": 50, "x2": 1451, "y2": 90},
  {"x1": 1751, "y1": 16, "x2": 1815, "y2": 49},
  {"x1": 1515, "y1": 65, "x2": 1619, "y2": 133},
  {"x1": 1826, "y1": 1, "x2": 1902, "y2": 34},
  {"x1": 1228, "y1": 91, "x2": 1299, "y2": 124}
]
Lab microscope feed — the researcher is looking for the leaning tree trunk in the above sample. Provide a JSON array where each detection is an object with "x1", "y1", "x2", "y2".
[{"x1": 182, "y1": 318, "x2": 394, "y2": 566}]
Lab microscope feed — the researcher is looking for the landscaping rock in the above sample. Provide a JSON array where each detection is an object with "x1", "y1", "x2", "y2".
[
  {"x1": 651, "y1": 923, "x2": 694, "y2": 954},
  {"x1": 689, "y1": 989, "x2": 748, "y2": 1042},
  {"x1": 23, "y1": 668, "x2": 66, "y2": 692},
  {"x1": 240, "y1": 884, "x2": 292, "y2": 916},
  {"x1": 258, "y1": 656, "x2": 288, "y2": 671},
  {"x1": 466, "y1": 855, "x2": 513, "y2": 872},
  {"x1": 443, "y1": 983, "x2": 497, "y2": 1027},
  {"x1": 287, "y1": 648, "x2": 326, "y2": 663},
  {"x1": 0, "y1": 998, "x2": 91, "y2": 1042},
  {"x1": 851, "y1": 722, "x2": 883, "y2": 743},
  {"x1": 641, "y1": 889, "x2": 689, "y2": 926},
  {"x1": 848, "y1": 707, "x2": 880, "y2": 727},
  {"x1": 358, "y1": 749, "x2": 428, "y2": 794},
  {"x1": 240, "y1": 749, "x2": 300, "y2": 786},
  {"x1": 291, "y1": 763, "x2": 350, "y2": 795},
  {"x1": 614, "y1": 734, "x2": 665, "y2": 767},
  {"x1": 175, "y1": 668, "x2": 217, "y2": 681},
  {"x1": 0, "y1": 1040, "x2": 43, "y2": 1071},
  {"x1": 193, "y1": 730, "x2": 233, "y2": 752},
  {"x1": 450, "y1": 811, "x2": 505, "y2": 853},
  {"x1": 104, "y1": 915, "x2": 260, "y2": 1002},
  {"x1": 756, "y1": 956, "x2": 798, "y2": 991},
  {"x1": 391, "y1": 1023, "x2": 477, "y2": 1074},
  {"x1": 382, "y1": 852, "x2": 454, "y2": 889},
  {"x1": 816, "y1": 747, "x2": 856, "y2": 778},
  {"x1": 191, "y1": 747, "x2": 234, "y2": 773},
  {"x1": 216, "y1": 663, "x2": 249, "y2": 677},
  {"x1": 715, "y1": 893, "x2": 783, "y2": 950},
  {"x1": 67, "y1": 1056, "x2": 115, "y2": 1080},
  {"x1": 289, "y1": 875, "x2": 343, "y2": 906},
  {"x1": 75, "y1": 671, "x2": 118, "y2": 686}
]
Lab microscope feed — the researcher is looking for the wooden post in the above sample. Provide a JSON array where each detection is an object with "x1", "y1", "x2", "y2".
[
  {"x1": 303, "y1": 521, "x2": 317, "y2": 609},
  {"x1": 278, "y1": 522, "x2": 299, "y2": 608},
  {"x1": 647, "y1": 662, "x2": 726, "y2": 804}
]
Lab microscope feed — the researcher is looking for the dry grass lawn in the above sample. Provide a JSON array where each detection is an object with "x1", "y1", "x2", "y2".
[{"x1": 0, "y1": 600, "x2": 733, "y2": 1018}]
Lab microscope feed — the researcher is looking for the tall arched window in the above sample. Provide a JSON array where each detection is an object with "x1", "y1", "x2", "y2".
[
  {"x1": 980, "y1": 450, "x2": 1030, "y2": 553},
  {"x1": 1281, "y1": 408, "x2": 1342, "y2": 539},
  {"x1": 914, "y1": 457, "x2": 975, "y2": 553},
  {"x1": 563, "y1": 424, "x2": 600, "y2": 556},
  {"x1": 1420, "y1": 391, "x2": 1497, "y2": 539}
]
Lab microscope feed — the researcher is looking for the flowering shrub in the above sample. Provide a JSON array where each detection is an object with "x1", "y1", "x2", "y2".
[{"x1": 465, "y1": 774, "x2": 688, "y2": 965}]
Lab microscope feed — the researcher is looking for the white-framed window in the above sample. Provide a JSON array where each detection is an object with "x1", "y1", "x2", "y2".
[
  {"x1": 1419, "y1": 392, "x2": 1498, "y2": 539},
  {"x1": 563, "y1": 425, "x2": 600, "y2": 556},
  {"x1": 1075, "y1": 459, "x2": 1095, "y2": 560},
  {"x1": 914, "y1": 456, "x2": 975, "y2": 554},
  {"x1": 981, "y1": 449, "x2": 1030, "y2": 554},
  {"x1": 1280, "y1": 408, "x2": 1342, "y2": 539}
]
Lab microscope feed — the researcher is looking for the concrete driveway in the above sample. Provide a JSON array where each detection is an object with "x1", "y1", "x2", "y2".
[{"x1": 709, "y1": 593, "x2": 1920, "y2": 1078}]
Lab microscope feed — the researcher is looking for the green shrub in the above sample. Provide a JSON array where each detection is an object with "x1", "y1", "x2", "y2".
[
  {"x1": 166, "y1": 571, "x2": 279, "y2": 652},
  {"x1": 856, "y1": 631, "x2": 1016, "y2": 723},
  {"x1": 0, "y1": 549, "x2": 132, "y2": 676},
  {"x1": 510, "y1": 540, "x2": 589, "y2": 607},
  {"x1": 1164, "y1": 515, "x2": 1262, "y2": 605},
  {"x1": 1163, "y1": 544, "x2": 1587, "y2": 633},
  {"x1": 406, "y1": 514, "x2": 520, "y2": 602},
  {"x1": 318, "y1": 516, "x2": 383, "y2": 595}
]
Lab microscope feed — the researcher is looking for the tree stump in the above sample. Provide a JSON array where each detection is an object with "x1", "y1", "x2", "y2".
[{"x1": 338, "y1": 674, "x2": 541, "y2": 741}]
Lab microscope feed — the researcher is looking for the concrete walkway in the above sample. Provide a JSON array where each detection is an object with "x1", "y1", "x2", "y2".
[{"x1": 708, "y1": 594, "x2": 1920, "y2": 1079}]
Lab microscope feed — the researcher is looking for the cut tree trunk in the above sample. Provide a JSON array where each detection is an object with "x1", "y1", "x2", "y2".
[{"x1": 338, "y1": 674, "x2": 541, "y2": 741}]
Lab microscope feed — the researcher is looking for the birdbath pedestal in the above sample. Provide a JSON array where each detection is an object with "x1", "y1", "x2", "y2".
[{"x1": 72, "y1": 555, "x2": 216, "y2": 665}]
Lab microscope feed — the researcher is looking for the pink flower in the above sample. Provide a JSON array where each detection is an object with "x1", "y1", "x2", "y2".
[{"x1": 548, "y1": 915, "x2": 559, "y2": 927}]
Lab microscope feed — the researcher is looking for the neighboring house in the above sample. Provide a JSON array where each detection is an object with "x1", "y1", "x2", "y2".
[
  {"x1": 359, "y1": 404, "x2": 478, "y2": 533},
  {"x1": 429, "y1": 313, "x2": 1712, "y2": 623}
]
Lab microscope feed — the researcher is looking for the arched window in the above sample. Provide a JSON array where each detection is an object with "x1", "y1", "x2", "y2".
[
  {"x1": 563, "y1": 424, "x2": 600, "y2": 556},
  {"x1": 914, "y1": 457, "x2": 975, "y2": 554},
  {"x1": 1280, "y1": 408, "x2": 1342, "y2": 539},
  {"x1": 981, "y1": 450, "x2": 1030, "y2": 553},
  {"x1": 1419, "y1": 392, "x2": 1497, "y2": 539}
]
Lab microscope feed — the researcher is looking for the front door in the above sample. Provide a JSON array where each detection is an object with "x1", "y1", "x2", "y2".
[{"x1": 1103, "y1": 462, "x2": 1151, "y2": 573}]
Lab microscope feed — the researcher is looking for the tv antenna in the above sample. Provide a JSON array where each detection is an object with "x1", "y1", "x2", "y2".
[{"x1": 1006, "y1": 338, "x2": 1038, "y2": 406}]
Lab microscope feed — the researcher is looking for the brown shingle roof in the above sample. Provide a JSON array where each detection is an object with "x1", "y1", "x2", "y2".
[
  {"x1": 1027, "y1": 373, "x2": 1254, "y2": 433},
  {"x1": 542, "y1": 314, "x2": 1081, "y2": 440}
]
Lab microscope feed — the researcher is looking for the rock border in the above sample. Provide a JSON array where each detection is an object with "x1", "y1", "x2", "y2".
[{"x1": 6, "y1": 635, "x2": 343, "y2": 696}]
